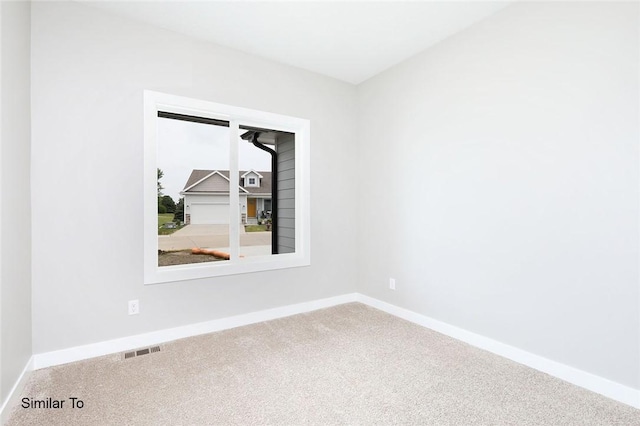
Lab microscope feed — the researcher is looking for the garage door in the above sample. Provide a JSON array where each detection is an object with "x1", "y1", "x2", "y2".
[{"x1": 190, "y1": 203, "x2": 229, "y2": 224}]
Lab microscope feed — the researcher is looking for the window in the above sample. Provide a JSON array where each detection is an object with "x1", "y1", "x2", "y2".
[{"x1": 144, "y1": 91, "x2": 310, "y2": 284}]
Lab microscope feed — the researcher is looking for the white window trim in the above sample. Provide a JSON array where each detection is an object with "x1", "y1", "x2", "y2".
[
  {"x1": 241, "y1": 169, "x2": 264, "y2": 179},
  {"x1": 144, "y1": 90, "x2": 311, "y2": 285}
]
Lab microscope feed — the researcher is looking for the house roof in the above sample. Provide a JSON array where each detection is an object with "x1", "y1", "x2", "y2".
[{"x1": 182, "y1": 169, "x2": 272, "y2": 195}]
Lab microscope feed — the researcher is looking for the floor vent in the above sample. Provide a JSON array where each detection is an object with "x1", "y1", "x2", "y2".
[{"x1": 123, "y1": 346, "x2": 161, "y2": 360}]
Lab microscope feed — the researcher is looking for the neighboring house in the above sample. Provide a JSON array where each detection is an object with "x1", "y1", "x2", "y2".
[{"x1": 181, "y1": 169, "x2": 272, "y2": 225}]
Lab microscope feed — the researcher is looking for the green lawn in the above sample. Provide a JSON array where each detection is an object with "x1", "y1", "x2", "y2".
[
  {"x1": 158, "y1": 213, "x2": 183, "y2": 235},
  {"x1": 244, "y1": 224, "x2": 270, "y2": 232},
  {"x1": 158, "y1": 213, "x2": 174, "y2": 227}
]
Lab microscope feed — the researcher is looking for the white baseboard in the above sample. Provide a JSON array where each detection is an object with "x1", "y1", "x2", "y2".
[
  {"x1": 29, "y1": 292, "x2": 640, "y2": 411},
  {"x1": 33, "y1": 293, "x2": 358, "y2": 370},
  {"x1": 356, "y1": 294, "x2": 640, "y2": 409},
  {"x1": 0, "y1": 356, "x2": 34, "y2": 424}
]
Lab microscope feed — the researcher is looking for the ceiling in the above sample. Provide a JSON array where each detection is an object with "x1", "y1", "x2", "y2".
[{"x1": 83, "y1": 1, "x2": 511, "y2": 85}]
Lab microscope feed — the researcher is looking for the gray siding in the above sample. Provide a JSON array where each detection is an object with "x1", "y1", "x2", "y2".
[{"x1": 276, "y1": 133, "x2": 295, "y2": 253}]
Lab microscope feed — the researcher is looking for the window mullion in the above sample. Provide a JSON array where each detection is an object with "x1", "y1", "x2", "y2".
[{"x1": 228, "y1": 120, "x2": 240, "y2": 261}]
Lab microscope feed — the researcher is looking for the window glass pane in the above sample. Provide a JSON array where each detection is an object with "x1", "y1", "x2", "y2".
[
  {"x1": 157, "y1": 116, "x2": 230, "y2": 266},
  {"x1": 239, "y1": 127, "x2": 295, "y2": 257}
]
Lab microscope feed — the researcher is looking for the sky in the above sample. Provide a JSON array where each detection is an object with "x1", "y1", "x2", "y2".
[{"x1": 157, "y1": 117, "x2": 271, "y2": 202}]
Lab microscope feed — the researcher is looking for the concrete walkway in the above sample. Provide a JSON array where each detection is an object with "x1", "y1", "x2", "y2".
[
  {"x1": 159, "y1": 224, "x2": 271, "y2": 253},
  {"x1": 171, "y1": 224, "x2": 245, "y2": 237}
]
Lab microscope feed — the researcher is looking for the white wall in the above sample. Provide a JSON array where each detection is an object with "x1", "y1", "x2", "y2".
[
  {"x1": 356, "y1": 2, "x2": 639, "y2": 389},
  {"x1": 0, "y1": 0, "x2": 32, "y2": 406},
  {"x1": 31, "y1": 2, "x2": 358, "y2": 353}
]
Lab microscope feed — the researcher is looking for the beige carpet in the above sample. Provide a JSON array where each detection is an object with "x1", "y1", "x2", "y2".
[{"x1": 6, "y1": 303, "x2": 640, "y2": 425}]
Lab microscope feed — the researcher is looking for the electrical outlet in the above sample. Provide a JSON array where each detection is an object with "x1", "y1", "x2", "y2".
[
  {"x1": 128, "y1": 299, "x2": 139, "y2": 315},
  {"x1": 389, "y1": 278, "x2": 396, "y2": 290}
]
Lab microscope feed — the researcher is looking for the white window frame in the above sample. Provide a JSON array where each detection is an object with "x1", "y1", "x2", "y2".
[{"x1": 144, "y1": 90, "x2": 310, "y2": 285}]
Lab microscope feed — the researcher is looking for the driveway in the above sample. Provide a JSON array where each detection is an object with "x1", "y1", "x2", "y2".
[
  {"x1": 159, "y1": 224, "x2": 271, "y2": 254},
  {"x1": 171, "y1": 224, "x2": 245, "y2": 237}
]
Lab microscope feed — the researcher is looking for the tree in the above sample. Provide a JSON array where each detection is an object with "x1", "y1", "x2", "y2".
[
  {"x1": 157, "y1": 168, "x2": 164, "y2": 196},
  {"x1": 174, "y1": 197, "x2": 185, "y2": 222},
  {"x1": 157, "y1": 169, "x2": 165, "y2": 213},
  {"x1": 161, "y1": 195, "x2": 176, "y2": 213}
]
